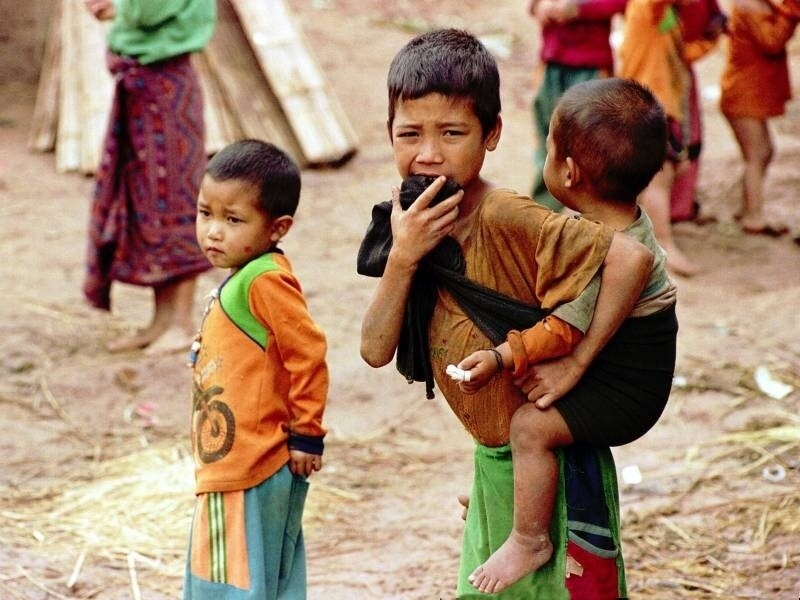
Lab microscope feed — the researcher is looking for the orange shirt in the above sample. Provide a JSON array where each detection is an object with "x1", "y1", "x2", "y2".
[
  {"x1": 618, "y1": 0, "x2": 690, "y2": 121},
  {"x1": 191, "y1": 253, "x2": 328, "y2": 494},
  {"x1": 720, "y1": 0, "x2": 797, "y2": 119}
]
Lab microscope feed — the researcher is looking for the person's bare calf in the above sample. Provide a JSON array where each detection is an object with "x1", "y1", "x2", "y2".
[
  {"x1": 468, "y1": 403, "x2": 571, "y2": 593},
  {"x1": 107, "y1": 276, "x2": 197, "y2": 355}
]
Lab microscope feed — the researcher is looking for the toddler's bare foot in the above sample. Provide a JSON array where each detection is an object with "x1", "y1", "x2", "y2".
[
  {"x1": 468, "y1": 532, "x2": 553, "y2": 594},
  {"x1": 144, "y1": 326, "x2": 195, "y2": 356}
]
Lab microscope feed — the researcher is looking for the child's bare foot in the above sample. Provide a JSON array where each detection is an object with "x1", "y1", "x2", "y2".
[
  {"x1": 106, "y1": 328, "x2": 161, "y2": 353},
  {"x1": 144, "y1": 326, "x2": 195, "y2": 356},
  {"x1": 663, "y1": 243, "x2": 698, "y2": 278},
  {"x1": 468, "y1": 531, "x2": 553, "y2": 594}
]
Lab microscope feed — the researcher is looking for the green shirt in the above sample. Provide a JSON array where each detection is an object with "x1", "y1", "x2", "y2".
[{"x1": 108, "y1": 0, "x2": 216, "y2": 65}]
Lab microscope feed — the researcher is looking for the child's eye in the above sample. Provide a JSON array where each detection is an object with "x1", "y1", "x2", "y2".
[
  {"x1": 198, "y1": 209, "x2": 210, "y2": 217},
  {"x1": 395, "y1": 130, "x2": 418, "y2": 138},
  {"x1": 227, "y1": 216, "x2": 242, "y2": 224},
  {"x1": 443, "y1": 129, "x2": 464, "y2": 137}
]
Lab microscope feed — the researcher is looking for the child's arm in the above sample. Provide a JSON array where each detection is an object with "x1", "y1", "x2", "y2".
[
  {"x1": 289, "y1": 449, "x2": 323, "y2": 477},
  {"x1": 736, "y1": 0, "x2": 797, "y2": 53},
  {"x1": 515, "y1": 230, "x2": 653, "y2": 408},
  {"x1": 360, "y1": 177, "x2": 463, "y2": 366},
  {"x1": 454, "y1": 316, "x2": 582, "y2": 393}
]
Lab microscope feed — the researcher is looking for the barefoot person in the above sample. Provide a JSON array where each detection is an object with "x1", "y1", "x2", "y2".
[
  {"x1": 359, "y1": 30, "x2": 662, "y2": 597},
  {"x1": 720, "y1": 0, "x2": 798, "y2": 236},
  {"x1": 453, "y1": 78, "x2": 678, "y2": 593},
  {"x1": 82, "y1": 0, "x2": 216, "y2": 354}
]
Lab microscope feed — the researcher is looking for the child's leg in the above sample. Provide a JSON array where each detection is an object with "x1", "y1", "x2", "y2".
[
  {"x1": 468, "y1": 403, "x2": 574, "y2": 594},
  {"x1": 727, "y1": 115, "x2": 785, "y2": 235},
  {"x1": 639, "y1": 162, "x2": 698, "y2": 277}
]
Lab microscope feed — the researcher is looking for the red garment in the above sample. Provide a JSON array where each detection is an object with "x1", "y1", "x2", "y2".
[
  {"x1": 773, "y1": 0, "x2": 800, "y2": 19},
  {"x1": 538, "y1": 0, "x2": 627, "y2": 70},
  {"x1": 720, "y1": 0, "x2": 797, "y2": 119},
  {"x1": 83, "y1": 53, "x2": 211, "y2": 310},
  {"x1": 565, "y1": 541, "x2": 621, "y2": 600}
]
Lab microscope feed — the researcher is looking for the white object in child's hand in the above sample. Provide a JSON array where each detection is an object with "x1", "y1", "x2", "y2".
[{"x1": 446, "y1": 364, "x2": 470, "y2": 383}]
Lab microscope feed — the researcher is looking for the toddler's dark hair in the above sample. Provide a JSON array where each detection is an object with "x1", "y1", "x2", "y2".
[
  {"x1": 206, "y1": 139, "x2": 301, "y2": 217},
  {"x1": 387, "y1": 28, "x2": 501, "y2": 137},
  {"x1": 552, "y1": 78, "x2": 667, "y2": 203}
]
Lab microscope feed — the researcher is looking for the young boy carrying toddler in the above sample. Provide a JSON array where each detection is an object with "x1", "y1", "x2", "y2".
[
  {"x1": 456, "y1": 77, "x2": 678, "y2": 594},
  {"x1": 183, "y1": 139, "x2": 328, "y2": 600},
  {"x1": 358, "y1": 29, "x2": 672, "y2": 598}
]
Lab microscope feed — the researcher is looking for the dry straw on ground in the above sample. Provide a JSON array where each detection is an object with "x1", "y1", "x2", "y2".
[
  {"x1": 0, "y1": 439, "x2": 352, "y2": 599},
  {"x1": 623, "y1": 419, "x2": 800, "y2": 598},
  {"x1": 1, "y1": 378, "x2": 797, "y2": 598}
]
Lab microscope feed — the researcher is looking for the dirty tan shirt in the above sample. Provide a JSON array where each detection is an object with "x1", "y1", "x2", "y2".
[{"x1": 428, "y1": 189, "x2": 613, "y2": 446}]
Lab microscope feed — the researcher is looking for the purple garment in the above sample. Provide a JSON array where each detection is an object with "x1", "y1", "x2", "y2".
[{"x1": 84, "y1": 52, "x2": 211, "y2": 310}]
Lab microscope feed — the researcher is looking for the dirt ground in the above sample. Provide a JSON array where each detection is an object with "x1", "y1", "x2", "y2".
[{"x1": 1, "y1": 1, "x2": 799, "y2": 598}]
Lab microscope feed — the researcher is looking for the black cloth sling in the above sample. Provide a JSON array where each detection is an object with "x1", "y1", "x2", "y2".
[{"x1": 356, "y1": 175, "x2": 547, "y2": 398}]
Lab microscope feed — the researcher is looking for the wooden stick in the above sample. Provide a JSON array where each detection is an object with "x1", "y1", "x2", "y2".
[
  {"x1": 127, "y1": 553, "x2": 142, "y2": 600},
  {"x1": 66, "y1": 549, "x2": 87, "y2": 589},
  {"x1": 77, "y1": 7, "x2": 112, "y2": 174},
  {"x1": 202, "y1": 0, "x2": 303, "y2": 163}
]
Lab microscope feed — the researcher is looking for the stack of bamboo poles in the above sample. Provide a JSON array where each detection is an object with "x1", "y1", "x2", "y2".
[{"x1": 28, "y1": 0, "x2": 358, "y2": 173}]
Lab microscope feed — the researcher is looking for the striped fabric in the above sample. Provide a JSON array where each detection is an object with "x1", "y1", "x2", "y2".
[
  {"x1": 207, "y1": 493, "x2": 227, "y2": 583},
  {"x1": 189, "y1": 490, "x2": 250, "y2": 590}
]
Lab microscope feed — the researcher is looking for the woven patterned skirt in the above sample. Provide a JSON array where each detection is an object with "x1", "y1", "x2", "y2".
[{"x1": 83, "y1": 52, "x2": 211, "y2": 310}]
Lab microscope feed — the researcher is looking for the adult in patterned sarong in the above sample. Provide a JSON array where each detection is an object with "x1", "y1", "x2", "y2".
[{"x1": 82, "y1": 0, "x2": 216, "y2": 354}]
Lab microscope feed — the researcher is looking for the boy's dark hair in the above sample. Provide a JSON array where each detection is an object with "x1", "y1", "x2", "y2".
[
  {"x1": 552, "y1": 78, "x2": 667, "y2": 203},
  {"x1": 206, "y1": 139, "x2": 301, "y2": 217},
  {"x1": 387, "y1": 28, "x2": 501, "y2": 137}
]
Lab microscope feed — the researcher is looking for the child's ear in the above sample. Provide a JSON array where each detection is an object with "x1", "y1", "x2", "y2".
[
  {"x1": 269, "y1": 215, "x2": 294, "y2": 242},
  {"x1": 485, "y1": 115, "x2": 503, "y2": 151},
  {"x1": 564, "y1": 156, "x2": 581, "y2": 188}
]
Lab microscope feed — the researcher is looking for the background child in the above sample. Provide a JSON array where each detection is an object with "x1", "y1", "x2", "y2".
[
  {"x1": 358, "y1": 29, "x2": 656, "y2": 598},
  {"x1": 184, "y1": 139, "x2": 328, "y2": 600},
  {"x1": 668, "y1": 0, "x2": 727, "y2": 223},
  {"x1": 527, "y1": 0, "x2": 627, "y2": 211},
  {"x1": 720, "y1": 0, "x2": 798, "y2": 236},
  {"x1": 618, "y1": 0, "x2": 724, "y2": 276},
  {"x1": 456, "y1": 78, "x2": 678, "y2": 594},
  {"x1": 82, "y1": 0, "x2": 216, "y2": 354}
]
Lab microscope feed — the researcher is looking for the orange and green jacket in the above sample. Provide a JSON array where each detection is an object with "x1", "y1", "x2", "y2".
[{"x1": 191, "y1": 252, "x2": 328, "y2": 494}]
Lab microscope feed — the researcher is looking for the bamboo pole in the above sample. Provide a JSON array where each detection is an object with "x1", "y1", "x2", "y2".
[
  {"x1": 28, "y1": 0, "x2": 62, "y2": 153},
  {"x1": 228, "y1": 0, "x2": 357, "y2": 166},
  {"x1": 193, "y1": 52, "x2": 241, "y2": 156},
  {"x1": 56, "y1": 0, "x2": 81, "y2": 173},
  {"x1": 77, "y1": 7, "x2": 112, "y2": 175},
  {"x1": 203, "y1": 0, "x2": 303, "y2": 164}
]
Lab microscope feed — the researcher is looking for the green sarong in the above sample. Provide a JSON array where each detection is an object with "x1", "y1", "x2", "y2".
[
  {"x1": 531, "y1": 64, "x2": 601, "y2": 212},
  {"x1": 457, "y1": 444, "x2": 626, "y2": 599}
]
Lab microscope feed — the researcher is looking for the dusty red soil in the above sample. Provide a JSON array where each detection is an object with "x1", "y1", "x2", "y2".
[{"x1": 1, "y1": 1, "x2": 799, "y2": 598}]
